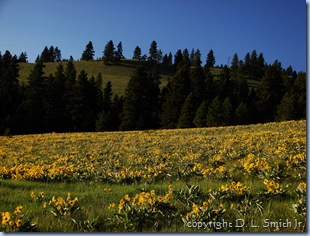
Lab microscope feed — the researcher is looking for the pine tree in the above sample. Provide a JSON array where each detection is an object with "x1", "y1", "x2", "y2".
[
  {"x1": 22, "y1": 62, "x2": 46, "y2": 133},
  {"x1": 148, "y1": 40, "x2": 158, "y2": 62},
  {"x1": 167, "y1": 52, "x2": 173, "y2": 66},
  {"x1": 177, "y1": 92, "x2": 197, "y2": 128},
  {"x1": 257, "y1": 60, "x2": 284, "y2": 122},
  {"x1": 49, "y1": 46, "x2": 55, "y2": 62},
  {"x1": 81, "y1": 41, "x2": 95, "y2": 61},
  {"x1": 206, "y1": 96, "x2": 222, "y2": 127},
  {"x1": 241, "y1": 52, "x2": 251, "y2": 78},
  {"x1": 18, "y1": 52, "x2": 28, "y2": 63},
  {"x1": 193, "y1": 100, "x2": 208, "y2": 127},
  {"x1": 222, "y1": 97, "x2": 234, "y2": 126},
  {"x1": 193, "y1": 49, "x2": 202, "y2": 67},
  {"x1": 133, "y1": 46, "x2": 142, "y2": 60},
  {"x1": 161, "y1": 64, "x2": 191, "y2": 128},
  {"x1": 162, "y1": 54, "x2": 169, "y2": 66},
  {"x1": 0, "y1": 51, "x2": 20, "y2": 134},
  {"x1": 54, "y1": 47, "x2": 62, "y2": 62},
  {"x1": 103, "y1": 81, "x2": 113, "y2": 112},
  {"x1": 115, "y1": 41, "x2": 124, "y2": 62},
  {"x1": 235, "y1": 102, "x2": 248, "y2": 125},
  {"x1": 103, "y1": 40, "x2": 115, "y2": 64},
  {"x1": 174, "y1": 49, "x2": 183, "y2": 69},
  {"x1": 120, "y1": 66, "x2": 159, "y2": 130},
  {"x1": 40, "y1": 46, "x2": 50, "y2": 62},
  {"x1": 256, "y1": 53, "x2": 265, "y2": 80},
  {"x1": 44, "y1": 64, "x2": 66, "y2": 132},
  {"x1": 291, "y1": 72, "x2": 306, "y2": 119},
  {"x1": 156, "y1": 49, "x2": 163, "y2": 63},
  {"x1": 230, "y1": 53, "x2": 239, "y2": 78},
  {"x1": 233, "y1": 76, "x2": 249, "y2": 105},
  {"x1": 182, "y1": 48, "x2": 190, "y2": 66},
  {"x1": 275, "y1": 92, "x2": 295, "y2": 121},
  {"x1": 95, "y1": 80, "x2": 114, "y2": 131},
  {"x1": 206, "y1": 49, "x2": 215, "y2": 68}
]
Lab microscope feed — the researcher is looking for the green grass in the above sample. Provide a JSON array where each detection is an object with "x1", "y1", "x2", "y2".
[{"x1": 0, "y1": 178, "x2": 304, "y2": 232}]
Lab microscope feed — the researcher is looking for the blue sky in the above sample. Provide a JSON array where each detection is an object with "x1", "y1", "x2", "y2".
[{"x1": 0, "y1": 0, "x2": 306, "y2": 72}]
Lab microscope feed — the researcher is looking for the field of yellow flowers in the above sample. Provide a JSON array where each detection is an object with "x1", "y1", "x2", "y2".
[{"x1": 0, "y1": 120, "x2": 306, "y2": 232}]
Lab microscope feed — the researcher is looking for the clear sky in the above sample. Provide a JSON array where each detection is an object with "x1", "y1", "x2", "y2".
[{"x1": 0, "y1": 0, "x2": 306, "y2": 72}]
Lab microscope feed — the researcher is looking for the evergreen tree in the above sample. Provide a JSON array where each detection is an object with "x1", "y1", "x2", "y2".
[
  {"x1": 103, "y1": 40, "x2": 115, "y2": 64},
  {"x1": 256, "y1": 53, "x2": 265, "y2": 80},
  {"x1": 120, "y1": 66, "x2": 159, "y2": 130},
  {"x1": 156, "y1": 49, "x2": 163, "y2": 63},
  {"x1": 206, "y1": 96, "x2": 222, "y2": 127},
  {"x1": 205, "y1": 49, "x2": 215, "y2": 68},
  {"x1": 190, "y1": 63, "x2": 205, "y2": 102},
  {"x1": 291, "y1": 72, "x2": 306, "y2": 119},
  {"x1": 133, "y1": 46, "x2": 142, "y2": 60},
  {"x1": 62, "y1": 60, "x2": 77, "y2": 131},
  {"x1": 235, "y1": 102, "x2": 248, "y2": 125},
  {"x1": 222, "y1": 97, "x2": 234, "y2": 126},
  {"x1": 49, "y1": 46, "x2": 55, "y2": 62},
  {"x1": 110, "y1": 94, "x2": 123, "y2": 130},
  {"x1": 96, "y1": 80, "x2": 114, "y2": 131},
  {"x1": 241, "y1": 52, "x2": 251, "y2": 78},
  {"x1": 177, "y1": 92, "x2": 197, "y2": 128},
  {"x1": 182, "y1": 48, "x2": 190, "y2": 66},
  {"x1": 54, "y1": 47, "x2": 62, "y2": 62},
  {"x1": 81, "y1": 41, "x2": 95, "y2": 61},
  {"x1": 44, "y1": 64, "x2": 66, "y2": 132},
  {"x1": 162, "y1": 54, "x2": 169, "y2": 66},
  {"x1": 275, "y1": 92, "x2": 295, "y2": 121},
  {"x1": 249, "y1": 49, "x2": 258, "y2": 80},
  {"x1": 160, "y1": 64, "x2": 191, "y2": 128},
  {"x1": 174, "y1": 49, "x2": 183, "y2": 68},
  {"x1": 18, "y1": 52, "x2": 28, "y2": 63},
  {"x1": 115, "y1": 41, "x2": 124, "y2": 62},
  {"x1": 167, "y1": 52, "x2": 173, "y2": 66},
  {"x1": 257, "y1": 60, "x2": 284, "y2": 122},
  {"x1": 148, "y1": 40, "x2": 158, "y2": 62},
  {"x1": 193, "y1": 49, "x2": 202, "y2": 67},
  {"x1": 0, "y1": 51, "x2": 20, "y2": 134},
  {"x1": 230, "y1": 53, "x2": 239, "y2": 78},
  {"x1": 40, "y1": 46, "x2": 50, "y2": 62},
  {"x1": 190, "y1": 48, "x2": 195, "y2": 65},
  {"x1": 103, "y1": 81, "x2": 113, "y2": 112},
  {"x1": 233, "y1": 76, "x2": 249, "y2": 105},
  {"x1": 21, "y1": 62, "x2": 46, "y2": 133},
  {"x1": 193, "y1": 100, "x2": 208, "y2": 127}
]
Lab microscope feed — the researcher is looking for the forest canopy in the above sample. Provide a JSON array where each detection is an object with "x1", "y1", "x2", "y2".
[{"x1": 0, "y1": 40, "x2": 306, "y2": 135}]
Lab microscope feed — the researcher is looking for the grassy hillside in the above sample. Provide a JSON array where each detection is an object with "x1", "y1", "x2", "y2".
[
  {"x1": 18, "y1": 60, "x2": 173, "y2": 96},
  {"x1": 0, "y1": 120, "x2": 306, "y2": 232}
]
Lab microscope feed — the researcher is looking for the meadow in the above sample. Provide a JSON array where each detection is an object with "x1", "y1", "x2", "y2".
[{"x1": 0, "y1": 120, "x2": 306, "y2": 232}]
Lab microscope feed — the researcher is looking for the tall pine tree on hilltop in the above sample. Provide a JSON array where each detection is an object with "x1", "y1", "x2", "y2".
[{"x1": 81, "y1": 41, "x2": 95, "y2": 61}]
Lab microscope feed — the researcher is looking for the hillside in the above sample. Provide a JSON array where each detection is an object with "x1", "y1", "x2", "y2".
[{"x1": 18, "y1": 60, "x2": 175, "y2": 96}]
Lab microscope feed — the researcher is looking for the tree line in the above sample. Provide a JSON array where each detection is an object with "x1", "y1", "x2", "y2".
[{"x1": 0, "y1": 40, "x2": 306, "y2": 135}]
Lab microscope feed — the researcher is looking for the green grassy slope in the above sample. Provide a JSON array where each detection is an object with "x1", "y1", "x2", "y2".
[{"x1": 18, "y1": 60, "x2": 173, "y2": 96}]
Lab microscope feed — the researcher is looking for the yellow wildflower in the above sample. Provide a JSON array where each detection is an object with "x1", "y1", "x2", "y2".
[
  {"x1": 108, "y1": 203, "x2": 116, "y2": 209},
  {"x1": 30, "y1": 191, "x2": 36, "y2": 198},
  {"x1": 124, "y1": 194, "x2": 131, "y2": 202},
  {"x1": 15, "y1": 219, "x2": 22, "y2": 227}
]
